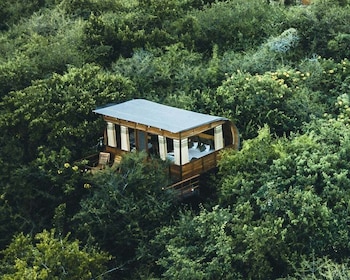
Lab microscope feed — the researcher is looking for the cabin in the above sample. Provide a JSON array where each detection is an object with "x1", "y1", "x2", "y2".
[{"x1": 92, "y1": 99, "x2": 239, "y2": 195}]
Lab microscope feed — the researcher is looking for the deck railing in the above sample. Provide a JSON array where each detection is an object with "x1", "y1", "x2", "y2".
[
  {"x1": 163, "y1": 174, "x2": 200, "y2": 197},
  {"x1": 169, "y1": 150, "x2": 221, "y2": 181}
]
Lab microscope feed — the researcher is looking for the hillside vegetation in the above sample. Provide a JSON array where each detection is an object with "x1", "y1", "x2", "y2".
[{"x1": 0, "y1": 0, "x2": 350, "y2": 279}]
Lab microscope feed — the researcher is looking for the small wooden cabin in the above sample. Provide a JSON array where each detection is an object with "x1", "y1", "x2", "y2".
[{"x1": 93, "y1": 99, "x2": 239, "y2": 194}]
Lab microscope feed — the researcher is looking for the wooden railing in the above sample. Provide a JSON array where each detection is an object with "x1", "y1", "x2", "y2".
[
  {"x1": 169, "y1": 150, "x2": 221, "y2": 181},
  {"x1": 163, "y1": 174, "x2": 200, "y2": 197}
]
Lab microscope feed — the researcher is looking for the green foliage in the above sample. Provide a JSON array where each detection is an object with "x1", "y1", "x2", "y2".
[
  {"x1": 170, "y1": 14, "x2": 201, "y2": 49},
  {"x1": 195, "y1": 69, "x2": 322, "y2": 139},
  {"x1": 217, "y1": 119, "x2": 350, "y2": 277},
  {"x1": 228, "y1": 202, "x2": 288, "y2": 279},
  {"x1": 58, "y1": 0, "x2": 134, "y2": 18},
  {"x1": 154, "y1": 206, "x2": 242, "y2": 279},
  {"x1": 0, "y1": 195, "x2": 21, "y2": 250},
  {"x1": 138, "y1": 0, "x2": 189, "y2": 28},
  {"x1": 113, "y1": 44, "x2": 206, "y2": 101},
  {"x1": 0, "y1": 7, "x2": 85, "y2": 97},
  {"x1": 213, "y1": 27, "x2": 302, "y2": 76},
  {"x1": 72, "y1": 152, "x2": 175, "y2": 277},
  {"x1": 154, "y1": 202, "x2": 288, "y2": 279},
  {"x1": 241, "y1": 28, "x2": 300, "y2": 73},
  {"x1": 0, "y1": 63, "x2": 134, "y2": 162},
  {"x1": 302, "y1": 57, "x2": 349, "y2": 92},
  {"x1": 1, "y1": 0, "x2": 350, "y2": 278},
  {"x1": 192, "y1": 0, "x2": 282, "y2": 53},
  {"x1": 0, "y1": 64, "x2": 134, "y2": 248},
  {"x1": 81, "y1": 0, "x2": 191, "y2": 63},
  {"x1": 327, "y1": 33, "x2": 350, "y2": 61},
  {"x1": 283, "y1": 256, "x2": 350, "y2": 279},
  {"x1": 218, "y1": 126, "x2": 281, "y2": 206},
  {"x1": 283, "y1": 1, "x2": 350, "y2": 59},
  {"x1": 0, "y1": 0, "x2": 45, "y2": 30},
  {"x1": 0, "y1": 53, "x2": 40, "y2": 98},
  {"x1": 0, "y1": 229, "x2": 110, "y2": 279},
  {"x1": 0, "y1": 146, "x2": 89, "y2": 249},
  {"x1": 82, "y1": 13, "x2": 123, "y2": 64}
]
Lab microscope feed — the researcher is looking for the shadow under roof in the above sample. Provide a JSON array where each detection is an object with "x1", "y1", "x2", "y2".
[{"x1": 93, "y1": 99, "x2": 227, "y2": 133}]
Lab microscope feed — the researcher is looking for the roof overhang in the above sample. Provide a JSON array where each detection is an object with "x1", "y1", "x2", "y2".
[{"x1": 94, "y1": 99, "x2": 228, "y2": 138}]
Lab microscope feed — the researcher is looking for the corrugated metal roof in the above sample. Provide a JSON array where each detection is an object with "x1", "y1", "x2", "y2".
[{"x1": 93, "y1": 99, "x2": 227, "y2": 133}]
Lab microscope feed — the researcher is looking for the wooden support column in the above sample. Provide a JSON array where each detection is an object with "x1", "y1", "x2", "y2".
[
  {"x1": 120, "y1": 125, "x2": 130, "y2": 151},
  {"x1": 214, "y1": 125, "x2": 224, "y2": 150},
  {"x1": 107, "y1": 122, "x2": 117, "y2": 147},
  {"x1": 158, "y1": 135, "x2": 167, "y2": 160}
]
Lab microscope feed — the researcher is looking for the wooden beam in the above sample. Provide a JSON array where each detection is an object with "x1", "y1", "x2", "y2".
[
  {"x1": 197, "y1": 133, "x2": 214, "y2": 140},
  {"x1": 179, "y1": 120, "x2": 227, "y2": 138},
  {"x1": 103, "y1": 116, "x2": 226, "y2": 140},
  {"x1": 103, "y1": 116, "x2": 180, "y2": 139}
]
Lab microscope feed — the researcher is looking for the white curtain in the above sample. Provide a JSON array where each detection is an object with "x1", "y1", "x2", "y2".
[
  {"x1": 107, "y1": 122, "x2": 117, "y2": 148},
  {"x1": 120, "y1": 126, "x2": 130, "y2": 151},
  {"x1": 214, "y1": 125, "x2": 224, "y2": 150},
  {"x1": 174, "y1": 138, "x2": 189, "y2": 165},
  {"x1": 158, "y1": 135, "x2": 167, "y2": 160}
]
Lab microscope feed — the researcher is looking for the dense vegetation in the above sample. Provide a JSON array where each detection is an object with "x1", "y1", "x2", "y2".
[{"x1": 0, "y1": 0, "x2": 350, "y2": 278}]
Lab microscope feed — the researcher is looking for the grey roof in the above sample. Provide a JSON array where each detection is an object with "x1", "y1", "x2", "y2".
[{"x1": 93, "y1": 99, "x2": 227, "y2": 133}]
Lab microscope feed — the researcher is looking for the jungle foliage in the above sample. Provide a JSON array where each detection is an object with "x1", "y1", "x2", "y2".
[{"x1": 0, "y1": 0, "x2": 350, "y2": 278}]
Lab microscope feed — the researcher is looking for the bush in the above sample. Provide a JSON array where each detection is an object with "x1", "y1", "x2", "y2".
[
  {"x1": 0, "y1": 64, "x2": 134, "y2": 161},
  {"x1": 112, "y1": 45, "x2": 206, "y2": 101},
  {"x1": 194, "y1": 69, "x2": 322, "y2": 139},
  {"x1": 217, "y1": 119, "x2": 350, "y2": 278},
  {"x1": 192, "y1": 0, "x2": 282, "y2": 53},
  {"x1": 0, "y1": 7, "x2": 85, "y2": 98},
  {"x1": 283, "y1": 1, "x2": 350, "y2": 59},
  {"x1": 72, "y1": 152, "x2": 175, "y2": 278}
]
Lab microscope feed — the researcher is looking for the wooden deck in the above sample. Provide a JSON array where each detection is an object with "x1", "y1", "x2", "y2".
[{"x1": 83, "y1": 146, "x2": 227, "y2": 197}]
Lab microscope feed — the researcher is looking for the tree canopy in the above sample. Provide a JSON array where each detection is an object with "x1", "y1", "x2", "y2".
[{"x1": 1, "y1": 0, "x2": 350, "y2": 278}]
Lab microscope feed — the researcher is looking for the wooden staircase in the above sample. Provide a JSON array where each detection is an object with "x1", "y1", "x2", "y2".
[{"x1": 163, "y1": 174, "x2": 200, "y2": 198}]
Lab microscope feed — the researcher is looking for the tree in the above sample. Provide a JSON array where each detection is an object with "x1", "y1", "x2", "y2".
[
  {"x1": 218, "y1": 126, "x2": 280, "y2": 207},
  {"x1": 282, "y1": 1, "x2": 350, "y2": 60},
  {"x1": 216, "y1": 119, "x2": 350, "y2": 278},
  {"x1": 0, "y1": 0, "x2": 45, "y2": 31},
  {"x1": 154, "y1": 206, "x2": 243, "y2": 279},
  {"x1": 154, "y1": 202, "x2": 287, "y2": 279},
  {"x1": 0, "y1": 63, "x2": 134, "y2": 163},
  {"x1": 113, "y1": 44, "x2": 206, "y2": 101},
  {"x1": 281, "y1": 256, "x2": 350, "y2": 279},
  {"x1": 0, "y1": 229, "x2": 110, "y2": 280},
  {"x1": 0, "y1": 7, "x2": 86, "y2": 98},
  {"x1": 194, "y1": 69, "x2": 322, "y2": 139},
  {"x1": 72, "y1": 152, "x2": 176, "y2": 278},
  {"x1": 191, "y1": 0, "x2": 283, "y2": 53},
  {"x1": 0, "y1": 64, "x2": 134, "y2": 249}
]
